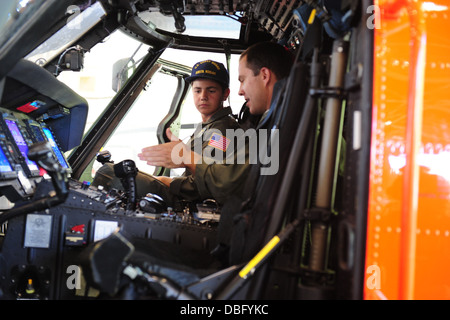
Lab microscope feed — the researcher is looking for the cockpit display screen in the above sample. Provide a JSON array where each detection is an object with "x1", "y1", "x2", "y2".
[
  {"x1": 42, "y1": 127, "x2": 69, "y2": 169},
  {"x1": 29, "y1": 124, "x2": 46, "y2": 142},
  {"x1": 5, "y1": 119, "x2": 39, "y2": 172},
  {"x1": 0, "y1": 146, "x2": 13, "y2": 172}
]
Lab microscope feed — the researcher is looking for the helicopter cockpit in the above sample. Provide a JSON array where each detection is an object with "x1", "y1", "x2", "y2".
[{"x1": 0, "y1": 0, "x2": 370, "y2": 301}]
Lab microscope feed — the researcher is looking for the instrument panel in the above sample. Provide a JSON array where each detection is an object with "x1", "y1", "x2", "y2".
[{"x1": 0, "y1": 73, "x2": 219, "y2": 300}]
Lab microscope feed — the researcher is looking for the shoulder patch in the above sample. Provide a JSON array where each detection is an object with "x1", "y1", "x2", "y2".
[{"x1": 208, "y1": 133, "x2": 230, "y2": 151}]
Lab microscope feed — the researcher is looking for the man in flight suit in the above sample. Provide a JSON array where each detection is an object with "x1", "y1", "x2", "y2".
[{"x1": 93, "y1": 60, "x2": 247, "y2": 208}]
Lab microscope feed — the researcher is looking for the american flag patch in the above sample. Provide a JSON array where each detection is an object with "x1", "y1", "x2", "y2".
[{"x1": 208, "y1": 133, "x2": 230, "y2": 151}]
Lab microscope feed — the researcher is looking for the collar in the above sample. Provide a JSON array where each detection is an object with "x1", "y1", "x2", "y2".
[
  {"x1": 256, "y1": 78, "x2": 287, "y2": 129},
  {"x1": 202, "y1": 106, "x2": 233, "y2": 126},
  {"x1": 191, "y1": 106, "x2": 233, "y2": 139}
]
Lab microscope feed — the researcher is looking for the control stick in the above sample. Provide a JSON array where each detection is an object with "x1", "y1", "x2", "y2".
[
  {"x1": 113, "y1": 160, "x2": 138, "y2": 212},
  {"x1": 28, "y1": 141, "x2": 68, "y2": 199}
]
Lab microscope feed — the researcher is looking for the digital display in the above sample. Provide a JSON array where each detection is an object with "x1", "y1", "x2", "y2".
[
  {"x1": 42, "y1": 127, "x2": 69, "y2": 169},
  {"x1": 4, "y1": 119, "x2": 39, "y2": 172},
  {"x1": 30, "y1": 124, "x2": 45, "y2": 142},
  {"x1": 0, "y1": 146, "x2": 13, "y2": 172}
]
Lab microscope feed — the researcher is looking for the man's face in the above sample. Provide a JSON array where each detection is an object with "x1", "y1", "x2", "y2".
[
  {"x1": 192, "y1": 78, "x2": 229, "y2": 122},
  {"x1": 238, "y1": 56, "x2": 267, "y2": 115}
]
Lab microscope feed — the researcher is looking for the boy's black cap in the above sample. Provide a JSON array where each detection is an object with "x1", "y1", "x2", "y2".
[{"x1": 186, "y1": 60, "x2": 229, "y2": 88}]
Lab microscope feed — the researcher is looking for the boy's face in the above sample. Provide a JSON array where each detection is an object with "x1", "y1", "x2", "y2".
[{"x1": 192, "y1": 78, "x2": 229, "y2": 122}]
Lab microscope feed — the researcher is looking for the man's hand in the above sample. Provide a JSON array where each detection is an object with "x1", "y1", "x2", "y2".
[
  {"x1": 138, "y1": 128, "x2": 185, "y2": 168},
  {"x1": 138, "y1": 128, "x2": 201, "y2": 174}
]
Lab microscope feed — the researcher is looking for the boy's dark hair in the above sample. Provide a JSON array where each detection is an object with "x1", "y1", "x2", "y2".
[{"x1": 240, "y1": 41, "x2": 293, "y2": 80}]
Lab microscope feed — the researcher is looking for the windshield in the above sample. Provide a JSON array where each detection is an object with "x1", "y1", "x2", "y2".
[
  {"x1": 138, "y1": 11, "x2": 242, "y2": 39},
  {"x1": 0, "y1": 0, "x2": 46, "y2": 49}
]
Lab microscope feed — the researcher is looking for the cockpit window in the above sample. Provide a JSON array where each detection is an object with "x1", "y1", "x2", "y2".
[
  {"x1": 138, "y1": 11, "x2": 242, "y2": 39},
  {"x1": 0, "y1": 0, "x2": 46, "y2": 49},
  {"x1": 56, "y1": 30, "x2": 150, "y2": 133}
]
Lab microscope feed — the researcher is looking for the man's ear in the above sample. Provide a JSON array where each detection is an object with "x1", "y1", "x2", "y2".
[
  {"x1": 222, "y1": 87, "x2": 231, "y2": 101},
  {"x1": 260, "y1": 67, "x2": 272, "y2": 86}
]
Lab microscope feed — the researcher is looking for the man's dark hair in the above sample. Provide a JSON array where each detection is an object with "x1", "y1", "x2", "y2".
[{"x1": 240, "y1": 41, "x2": 293, "y2": 80}]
